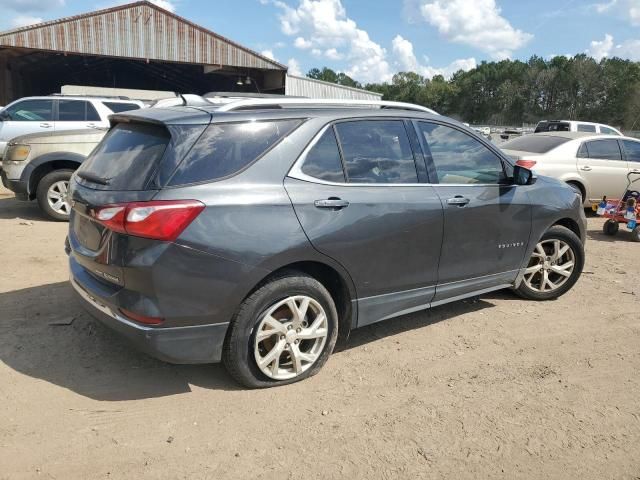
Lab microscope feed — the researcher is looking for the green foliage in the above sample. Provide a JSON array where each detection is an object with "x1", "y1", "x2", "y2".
[{"x1": 307, "y1": 56, "x2": 640, "y2": 128}]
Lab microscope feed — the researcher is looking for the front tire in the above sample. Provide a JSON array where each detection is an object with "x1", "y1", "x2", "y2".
[
  {"x1": 516, "y1": 225, "x2": 584, "y2": 301},
  {"x1": 36, "y1": 169, "x2": 74, "y2": 221},
  {"x1": 223, "y1": 273, "x2": 338, "y2": 388}
]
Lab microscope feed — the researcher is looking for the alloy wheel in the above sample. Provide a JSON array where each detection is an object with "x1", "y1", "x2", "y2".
[
  {"x1": 253, "y1": 295, "x2": 328, "y2": 380},
  {"x1": 523, "y1": 239, "x2": 575, "y2": 293},
  {"x1": 47, "y1": 180, "x2": 70, "y2": 216}
]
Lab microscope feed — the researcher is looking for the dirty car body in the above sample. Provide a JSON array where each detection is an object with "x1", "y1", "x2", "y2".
[{"x1": 67, "y1": 101, "x2": 587, "y2": 387}]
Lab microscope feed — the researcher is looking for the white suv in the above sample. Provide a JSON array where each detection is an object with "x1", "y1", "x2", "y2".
[
  {"x1": 534, "y1": 120, "x2": 622, "y2": 136},
  {"x1": 0, "y1": 95, "x2": 143, "y2": 159}
]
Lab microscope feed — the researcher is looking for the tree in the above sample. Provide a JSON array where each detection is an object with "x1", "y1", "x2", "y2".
[{"x1": 307, "y1": 56, "x2": 640, "y2": 129}]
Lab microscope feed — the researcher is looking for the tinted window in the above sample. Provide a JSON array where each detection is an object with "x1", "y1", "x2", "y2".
[
  {"x1": 501, "y1": 135, "x2": 571, "y2": 153},
  {"x1": 103, "y1": 102, "x2": 141, "y2": 113},
  {"x1": 577, "y1": 143, "x2": 589, "y2": 158},
  {"x1": 77, "y1": 123, "x2": 170, "y2": 191},
  {"x1": 577, "y1": 124, "x2": 596, "y2": 133},
  {"x1": 86, "y1": 102, "x2": 100, "y2": 121},
  {"x1": 622, "y1": 139, "x2": 640, "y2": 162},
  {"x1": 600, "y1": 126, "x2": 618, "y2": 135},
  {"x1": 301, "y1": 128, "x2": 345, "y2": 182},
  {"x1": 584, "y1": 139, "x2": 622, "y2": 160},
  {"x1": 419, "y1": 122, "x2": 505, "y2": 184},
  {"x1": 58, "y1": 100, "x2": 89, "y2": 121},
  {"x1": 3, "y1": 99, "x2": 53, "y2": 121},
  {"x1": 169, "y1": 120, "x2": 301, "y2": 186},
  {"x1": 334, "y1": 120, "x2": 418, "y2": 184}
]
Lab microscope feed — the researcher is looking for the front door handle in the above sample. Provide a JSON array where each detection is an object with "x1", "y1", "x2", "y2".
[
  {"x1": 314, "y1": 198, "x2": 349, "y2": 210},
  {"x1": 40, "y1": 123, "x2": 52, "y2": 128},
  {"x1": 580, "y1": 166, "x2": 592, "y2": 171},
  {"x1": 447, "y1": 196, "x2": 470, "y2": 207}
]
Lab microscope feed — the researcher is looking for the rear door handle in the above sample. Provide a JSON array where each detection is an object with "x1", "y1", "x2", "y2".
[
  {"x1": 40, "y1": 123, "x2": 52, "y2": 128},
  {"x1": 447, "y1": 196, "x2": 470, "y2": 207},
  {"x1": 580, "y1": 166, "x2": 592, "y2": 171},
  {"x1": 314, "y1": 198, "x2": 349, "y2": 210}
]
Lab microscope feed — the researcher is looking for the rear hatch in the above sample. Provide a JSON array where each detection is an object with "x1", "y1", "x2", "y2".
[{"x1": 69, "y1": 112, "x2": 208, "y2": 288}]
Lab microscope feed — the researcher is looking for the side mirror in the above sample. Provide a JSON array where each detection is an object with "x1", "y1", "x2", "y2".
[{"x1": 513, "y1": 164, "x2": 536, "y2": 186}]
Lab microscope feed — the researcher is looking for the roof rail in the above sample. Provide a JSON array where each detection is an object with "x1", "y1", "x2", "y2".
[
  {"x1": 215, "y1": 98, "x2": 438, "y2": 114},
  {"x1": 49, "y1": 93, "x2": 134, "y2": 100}
]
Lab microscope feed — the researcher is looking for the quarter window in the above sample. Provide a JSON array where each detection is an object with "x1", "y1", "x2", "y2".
[
  {"x1": 584, "y1": 139, "x2": 622, "y2": 160},
  {"x1": 334, "y1": 120, "x2": 418, "y2": 184},
  {"x1": 418, "y1": 122, "x2": 505, "y2": 184},
  {"x1": 169, "y1": 119, "x2": 302, "y2": 186},
  {"x1": 2, "y1": 99, "x2": 53, "y2": 121},
  {"x1": 301, "y1": 128, "x2": 345, "y2": 182},
  {"x1": 622, "y1": 139, "x2": 640, "y2": 162}
]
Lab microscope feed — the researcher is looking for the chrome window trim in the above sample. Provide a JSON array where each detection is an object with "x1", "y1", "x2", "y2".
[{"x1": 288, "y1": 123, "x2": 512, "y2": 188}]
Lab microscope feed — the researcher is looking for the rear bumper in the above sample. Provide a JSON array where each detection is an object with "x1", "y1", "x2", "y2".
[{"x1": 70, "y1": 274, "x2": 229, "y2": 364}]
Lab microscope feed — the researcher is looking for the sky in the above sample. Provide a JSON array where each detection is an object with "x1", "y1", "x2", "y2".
[{"x1": 1, "y1": 0, "x2": 640, "y2": 83}]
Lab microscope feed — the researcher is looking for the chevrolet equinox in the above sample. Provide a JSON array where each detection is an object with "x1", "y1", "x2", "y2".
[{"x1": 67, "y1": 99, "x2": 586, "y2": 388}]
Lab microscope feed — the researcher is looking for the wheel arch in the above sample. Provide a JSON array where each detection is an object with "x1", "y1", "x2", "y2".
[
  {"x1": 564, "y1": 179, "x2": 586, "y2": 201},
  {"x1": 552, "y1": 217, "x2": 582, "y2": 239},
  {"x1": 21, "y1": 152, "x2": 85, "y2": 198},
  {"x1": 245, "y1": 260, "x2": 356, "y2": 342}
]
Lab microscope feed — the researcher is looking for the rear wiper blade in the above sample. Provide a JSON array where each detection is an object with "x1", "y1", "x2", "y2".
[{"x1": 77, "y1": 171, "x2": 111, "y2": 185}]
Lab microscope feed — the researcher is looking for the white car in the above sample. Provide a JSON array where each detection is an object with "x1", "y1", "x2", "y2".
[
  {"x1": 534, "y1": 120, "x2": 622, "y2": 136},
  {"x1": 501, "y1": 132, "x2": 640, "y2": 205},
  {"x1": 0, "y1": 95, "x2": 143, "y2": 159}
]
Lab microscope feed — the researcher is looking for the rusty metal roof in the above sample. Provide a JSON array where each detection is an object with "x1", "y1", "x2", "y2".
[{"x1": 0, "y1": 1, "x2": 286, "y2": 71}]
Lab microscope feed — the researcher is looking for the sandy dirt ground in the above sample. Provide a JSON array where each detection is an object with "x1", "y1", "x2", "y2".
[{"x1": 0, "y1": 184, "x2": 639, "y2": 480}]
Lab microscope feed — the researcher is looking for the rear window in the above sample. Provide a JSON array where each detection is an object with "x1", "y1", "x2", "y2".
[
  {"x1": 501, "y1": 135, "x2": 571, "y2": 154},
  {"x1": 102, "y1": 102, "x2": 141, "y2": 113},
  {"x1": 76, "y1": 122, "x2": 170, "y2": 190},
  {"x1": 535, "y1": 121, "x2": 570, "y2": 133},
  {"x1": 168, "y1": 119, "x2": 302, "y2": 186}
]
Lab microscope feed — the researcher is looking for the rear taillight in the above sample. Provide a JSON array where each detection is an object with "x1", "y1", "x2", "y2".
[
  {"x1": 92, "y1": 200, "x2": 205, "y2": 242},
  {"x1": 516, "y1": 159, "x2": 537, "y2": 169}
]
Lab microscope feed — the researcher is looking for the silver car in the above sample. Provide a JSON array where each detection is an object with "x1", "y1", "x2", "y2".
[
  {"x1": 501, "y1": 132, "x2": 640, "y2": 205},
  {"x1": 1, "y1": 129, "x2": 106, "y2": 220}
]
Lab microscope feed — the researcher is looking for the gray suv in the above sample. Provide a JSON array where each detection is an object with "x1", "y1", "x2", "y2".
[{"x1": 67, "y1": 99, "x2": 586, "y2": 388}]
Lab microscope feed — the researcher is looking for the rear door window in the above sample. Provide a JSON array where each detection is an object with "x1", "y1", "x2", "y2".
[
  {"x1": 58, "y1": 100, "x2": 99, "y2": 121},
  {"x1": 622, "y1": 139, "x2": 640, "y2": 162},
  {"x1": 584, "y1": 139, "x2": 622, "y2": 160},
  {"x1": 418, "y1": 122, "x2": 506, "y2": 184},
  {"x1": 300, "y1": 128, "x2": 345, "y2": 182},
  {"x1": 3, "y1": 99, "x2": 53, "y2": 121},
  {"x1": 76, "y1": 122, "x2": 170, "y2": 190},
  {"x1": 334, "y1": 120, "x2": 418, "y2": 184},
  {"x1": 168, "y1": 119, "x2": 302, "y2": 186}
]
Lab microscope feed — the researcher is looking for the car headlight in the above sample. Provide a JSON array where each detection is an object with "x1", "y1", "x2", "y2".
[{"x1": 6, "y1": 144, "x2": 31, "y2": 162}]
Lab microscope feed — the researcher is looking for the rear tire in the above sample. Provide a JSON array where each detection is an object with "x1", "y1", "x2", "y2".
[
  {"x1": 603, "y1": 219, "x2": 619, "y2": 236},
  {"x1": 36, "y1": 169, "x2": 74, "y2": 221},
  {"x1": 515, "y1": 225, "x2": 584, "y2": 301},
  {"x1": 631, "y1": 226, "x2": 640, "y2": 242},
  {"x1": 223, "y1": 273, "x2": 338, "y2": 388}
]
